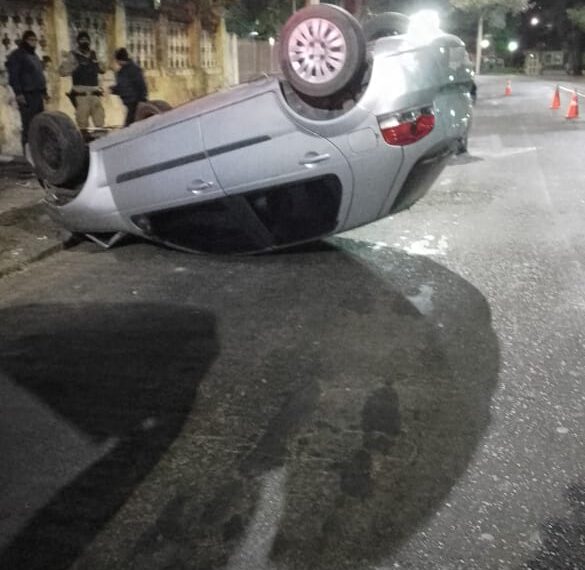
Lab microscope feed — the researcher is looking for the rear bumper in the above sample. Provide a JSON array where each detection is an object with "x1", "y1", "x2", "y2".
[{"x1": 389, "y1": 142, "x2": 454, "y2": 214}]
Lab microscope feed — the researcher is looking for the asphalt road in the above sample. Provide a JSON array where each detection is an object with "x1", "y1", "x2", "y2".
[{"x1": 1, "y1": 75, "x2": 585, "y2": 570}]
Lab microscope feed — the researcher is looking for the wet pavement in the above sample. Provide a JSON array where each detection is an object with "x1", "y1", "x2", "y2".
[
  {"x1": 1, "y1": 75, "x2": 585, "y2": 569},
  {"x1": 0, "y1": 240, "x2": 499, "y2": 570}
]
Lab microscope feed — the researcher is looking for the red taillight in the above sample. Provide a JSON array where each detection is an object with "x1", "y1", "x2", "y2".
[{"x1": 379, "y1": 109, "x2": 435, "y2": 146}]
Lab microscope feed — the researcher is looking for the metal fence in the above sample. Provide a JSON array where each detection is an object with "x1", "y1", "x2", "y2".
[{"x1": 237, "y1": 38, "x2": 281, "y2": 83}]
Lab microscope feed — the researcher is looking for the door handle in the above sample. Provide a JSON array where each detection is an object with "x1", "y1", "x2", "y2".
[
  {"x1": 187, "y1": 179, "x2": 214, "y2": 194},
  {"x1": 299, "y1": 152, "x2": 331, "y2": 166}
]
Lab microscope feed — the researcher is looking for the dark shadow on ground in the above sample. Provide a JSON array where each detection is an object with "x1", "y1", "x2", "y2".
[
  {"x1": 1, "y1": 239, "x2": 500, "y2": 570},
  {"x1": 0, "y1": 156, "x2": 35, "y2": 185},
  {"x1": 450, "y1": 153, "x2": 484, "y2": 165},
  {"x1": 521, "y1": 484, "x2": 585, "y2": 570},
  {"x1": 88, "y1": 238, "x2": 500, "y2": 570},
  {"x1": 0, "y1": 303, "x2": 218, "y2": 570}
]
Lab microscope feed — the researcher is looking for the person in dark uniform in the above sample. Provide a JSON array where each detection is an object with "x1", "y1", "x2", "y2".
[
  {"x1": 59, "y1": 31, "x2": 105, "y2": 131},
  {"x1": 6, "y1": 30, "x2": 49, "y2": 152},
  {"x1": 470, "y1": 80, "x2": 477, "y2": 104},
  {"x1": 110, "y1": 48, "x2": 148, "y2": 127}
]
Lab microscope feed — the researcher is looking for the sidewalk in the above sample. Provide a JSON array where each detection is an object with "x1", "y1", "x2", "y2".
[{"x1": 0, "y1": 155, "x2": 64, "y2": 279}]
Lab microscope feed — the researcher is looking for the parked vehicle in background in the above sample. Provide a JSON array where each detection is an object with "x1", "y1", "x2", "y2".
[{"x1": 29, "y1": 4, "x2": 474, "y2": 254}]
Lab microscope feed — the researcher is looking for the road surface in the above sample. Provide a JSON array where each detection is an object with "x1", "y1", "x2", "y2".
[{"x1": 1, "y1": 75, "x2": 585, "y2": 569}]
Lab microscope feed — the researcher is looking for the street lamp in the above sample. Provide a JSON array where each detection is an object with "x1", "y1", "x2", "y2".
[
  {"x1": 480, "y1": 38, "x2": 490, "y2": 49},
  {"x1": 408, "y1": 10, "x2": 441, "y2": 41},
  {"x1": 530, "y1": 16, "x2": 540, "y2": 26},
  {"x1": 508, "y1": 40, "x2": 519, "y2": 53}
]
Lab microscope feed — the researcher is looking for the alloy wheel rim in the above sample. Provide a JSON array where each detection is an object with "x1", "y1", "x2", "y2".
[{"x1": 288, "y1": 17, "x2": 347, "y2": 84}]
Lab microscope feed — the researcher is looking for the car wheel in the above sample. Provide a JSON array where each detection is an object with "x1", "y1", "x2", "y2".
[
  {"x1": 362, "y1": 12, "x2": 409, "y2": 41},
  {"x1": 456, "y1": 134, "x2": 468, "y2": 155},
  {"x1": 135, "y1": 100, "x2": 172, "y2": 122},
  {"x1": 470, "y1": 81, "x2": 477, "y2": 104},
  {"x1": 28, "y1": 111, "x2": 87, "y2": 186},
  {"x1": 279, "y1": 4, "x2": 366, "y2": 99}
]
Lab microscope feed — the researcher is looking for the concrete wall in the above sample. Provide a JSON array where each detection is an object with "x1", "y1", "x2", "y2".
[{"x1": 0, "y1": 0, "x2": 230, "y2": 155}]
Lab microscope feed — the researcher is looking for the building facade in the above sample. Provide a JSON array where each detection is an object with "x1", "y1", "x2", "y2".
[{"x1": 0, "y1": 0, "x2": 233, "y2": 154}]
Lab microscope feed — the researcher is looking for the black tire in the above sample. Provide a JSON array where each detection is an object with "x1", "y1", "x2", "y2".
[
  {"x1": 135, "y1": 100, "x2": 172, "y2": 122},
  {"x1": 28, "y1": 111, "x2": 86, "y2": 186},
  {"x1": 279, "y1": 4, "x2": 366, "y2": 99},
  {"x1": 362, "y1": 12, "x2": 409, "y2": 41},
  {"x1": 456, "y1": 134, "x2": 468, "y2": 155},
  {"x1": 470, "y1": 81, "x2": 477, "y2": 104}
]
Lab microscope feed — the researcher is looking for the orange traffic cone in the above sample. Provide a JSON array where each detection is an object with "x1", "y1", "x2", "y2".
[
  {"x1": 566, "y1": 90, "x2": 579, "y2": 119},
  {"x1": 550, "y1": 85, "x2": 561, "y2": 110},
  {"x1": 504, "y1": 80, "x2": 512, "y2": 96}
]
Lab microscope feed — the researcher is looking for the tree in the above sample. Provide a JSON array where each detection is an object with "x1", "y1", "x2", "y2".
[
  {"x1": 566, "y1": 6, "x2": 585, "y2": 74},
  {"x1": 343, "y1": 0, "x2": 364, "y2": 17},
  {"x1": 531, "y1": 0, "x2": 584, "y2": 75},
  {"x1": 568, "y1": 7, "x2": 585, "y2": 30},
  {"x1": 449, "y1": 0, "x2": 528, "y2": 74},
  {"x1": 225, "y1": 0, "x2": 293, "y2": 38},
  {"x1": 196, "y1": 0, "x2": 238, "y2": 32},
  {"x1": 225, "y1": 0, "x2": 364, "y2": 38}
]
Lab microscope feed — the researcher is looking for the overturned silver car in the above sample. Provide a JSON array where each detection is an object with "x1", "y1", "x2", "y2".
[{"x1": 30, "y1": 5, "x2": 473, "y2": 254}]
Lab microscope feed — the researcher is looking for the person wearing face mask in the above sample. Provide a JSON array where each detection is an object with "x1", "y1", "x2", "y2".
[
  {"x1": 6, "y1": 30, "x2": 50, "y2": 153},
  {"x1": 59, "y1": 31, "x2": 105, "y2": 131}
]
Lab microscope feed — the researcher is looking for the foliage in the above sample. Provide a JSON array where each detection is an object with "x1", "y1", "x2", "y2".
[
  {"x1": 568, "y1": 7, "x2": 585, "y2": 32},
  {"x1": 225, "y1": 0, "x2": 293, "y2": 39},
  {"x1": 197, "y1": 0, "x2": 237, "y2": 32},
  {"x1": 536, "y1": 1, "x2": 584, "y2": 74},
  {"x1": 449, "y1": 0, "x2": 528, "y2": 15}
]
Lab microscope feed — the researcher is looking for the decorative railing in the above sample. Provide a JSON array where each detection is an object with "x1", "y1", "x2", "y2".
[
  {"x1": 168, "y1": 20, "x2": 190, "y2": 70},
  {"x1": 0, "y1": 7, "x2": 48, "y2": 76},
  {"x1": 200, "y1": 29, "x2": 217, "y2": 71},
  {"x1": 127, "y1": 17, "x2": 157, "y2": 71}
]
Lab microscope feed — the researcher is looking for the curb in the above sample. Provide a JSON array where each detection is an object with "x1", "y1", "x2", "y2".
[
  {"x1": 0, "y1": 241, "x2": 64, "y2": 280},
  {"x1": 0, "y1": 200, "x2": 65, "y2": 280},
  {"x1": 0, "y1": 157, "x2": 66, "y2": 279}
]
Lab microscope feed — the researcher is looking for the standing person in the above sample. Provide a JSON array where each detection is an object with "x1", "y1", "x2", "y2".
[
  {"x1": 59, "y1": 31, "x2": 105, "y2": 131},
  {"x1": 110, "y1": 48, "x2": 147, "y2": 127},
  {"x1": 6, "y1": 30, "x2": 49, "y2": 153}
]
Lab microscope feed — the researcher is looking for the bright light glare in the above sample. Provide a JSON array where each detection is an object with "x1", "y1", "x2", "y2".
[
  {"x1": 508, "y1": 40, "x2": 519, "y2": 52},
  {"x1": 530, "y1": 16, "x2": 540, "y2": 26},
  {"x1": 268, "y1": 36, "x2": 275, "y2": 46},
  {"x1": 480, "y1": 39, "x2": 490, "y2": 49},
  {"x1": 408, "y1": 10, "x2": 441, "y2": 41}
]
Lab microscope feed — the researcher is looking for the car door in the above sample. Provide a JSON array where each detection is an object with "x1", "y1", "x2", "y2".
[
  {"x1": 102, "y1": 116, "x2": 225, "y2": 217},
  {"x1": 199, "y1": 90, "x2": 354, "y2": 244}
]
